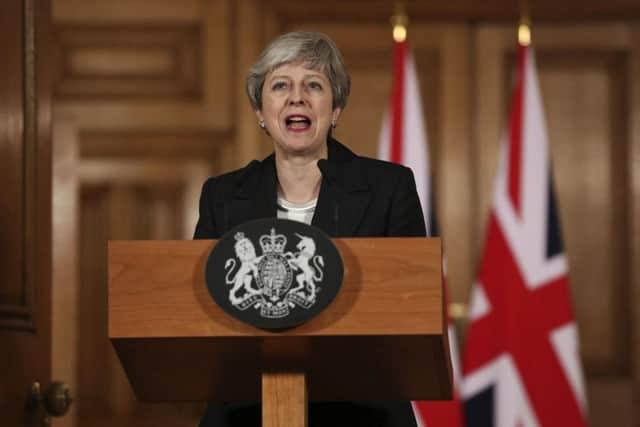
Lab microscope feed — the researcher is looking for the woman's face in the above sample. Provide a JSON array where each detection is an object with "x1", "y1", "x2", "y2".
[{"x1": 256, "y1": 62, "x2": 341, "y2": 158}]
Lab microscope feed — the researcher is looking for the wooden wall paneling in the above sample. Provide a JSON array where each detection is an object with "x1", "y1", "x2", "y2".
[
  {"x1": 263, "y1": 0, "x2": 640, "y2": 21},
  {"x1": 54, "y1": 24, "x2": 202, "y2": 100},
  {"x1": 104, "y1": 185, "x2": 140, "y2": 414},
  {"x1": 53, "y1": 0, "x2": 232, "y2": 132},
  {"x1": 473, "y1": 26, "x2": 508, "y2": 253},
  {"x1": 262, "y1": 4, "x2": 281, "y2": 54},
  {"x1": 473, "y1": 23, "x2": 636, "y2": 426},
  {"x1": 1, "y1": 0, "x2": 52, "y2": 424},
  {"x1": 52, "y1": 117, "x2": 79, "y2": 427},
  {"x1": 414, "y1": 24, "x2": 473, "y2": 305},
  {"x1": 606, "y1": 50, "x2": 632, "y2": 377},
  {"x1": 234, "y1": 0, "x2": 271, "y2": 166},
  {"x1": 77, "y1": 184, "x2": 111, "y2": 419},
  {"x1": 630, "y1": 24, "x2": 640, "y2": 423},
  {"x1": 75, "y1": 159, "x2": 213, "y2": 425},
  {"x1": 51, "y1": 133, "x2": 221, "y2": 425},
  {"x1": 0, "y1": 1, "x2": 51, "y2": 332},
  {"x1": 203, "y1": 0, "x2": 232, "y2": 130},
  {"x1": 544, "y1": 52, "x2": 628, "y2": 373},
  {"x1": 0, "y1": 0, "x2": 30, "y2": 329},
  {"x1": 78, "y1": 130, "x2": 231, "y2": 160},
  {"x1": 46, "y1": 0, "x2": 267, "y2": 423},
  {"x1": 254, "y1": 6, "x2": 283, "y2": 162},
  {"x1": 133, "y1": 185, "x2": 182, "y2": 240},
  {"x1": 181, "y1": 163, "x2": 213, "y2": 239},
  {"x1": 78, "y1": 159, "x2": 215, "y2": 239},
  {"x1": 78, "y1": 183, "x2": 203, "y2": 425},
  {"x1": 53, "y1": 0, "x2": 205, "y2": 23},
  {"x1": 78, "y1": 160, "x2": 215, "y2": 185}
]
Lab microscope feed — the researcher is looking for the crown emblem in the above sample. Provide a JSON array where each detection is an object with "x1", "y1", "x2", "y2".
[
  {"x1": 234, "y1": 231, "x2": 249, "y2": 246},
  {"x1": 259, "y1": 228, "x2": 287, "y2": 253}
]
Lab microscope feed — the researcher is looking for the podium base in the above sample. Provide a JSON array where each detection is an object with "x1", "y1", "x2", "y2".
[{"x1": 262, "y1": 371, "x2": 307, "y2": 427}]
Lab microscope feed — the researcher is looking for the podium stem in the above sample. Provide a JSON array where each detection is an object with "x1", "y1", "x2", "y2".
[{"x1": 262, "y1": 371, "x2": 307, "y2": 427}]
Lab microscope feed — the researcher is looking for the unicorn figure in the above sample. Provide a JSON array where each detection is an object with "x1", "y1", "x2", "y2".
[{"x1": 288, "y1": 233, "x2": 324, "y2": 302}]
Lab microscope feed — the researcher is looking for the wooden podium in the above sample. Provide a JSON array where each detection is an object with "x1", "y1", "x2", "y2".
[{"x1": 108, "y1": 238, "x2": 452, "y2": 427}]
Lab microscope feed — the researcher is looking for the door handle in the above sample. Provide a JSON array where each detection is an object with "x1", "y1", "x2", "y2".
[{"x1": 30, "y1": 381, "x2": 73, "y2": 424}]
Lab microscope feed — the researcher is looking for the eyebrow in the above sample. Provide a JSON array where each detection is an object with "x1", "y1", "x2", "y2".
[{"x1": 268, "y1": 73, "x2": 327, "y2": 81}]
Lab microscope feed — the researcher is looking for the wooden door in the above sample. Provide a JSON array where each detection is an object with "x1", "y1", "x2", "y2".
[{"x1": 0, "y1": 0, "x2": 54, "y2": 426}]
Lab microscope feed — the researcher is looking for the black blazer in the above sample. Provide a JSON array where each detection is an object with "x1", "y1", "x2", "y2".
[
  {"x1": 194, "y1": 137, "x2": 426, "y2": 239},
  {"x1": 194, "y1": 137, "x2": 425, "y2": 427}
]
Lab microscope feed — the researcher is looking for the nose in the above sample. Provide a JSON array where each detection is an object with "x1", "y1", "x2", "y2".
[{"x1": 288, "y1": 84, "x2": 306, "y2": 106}]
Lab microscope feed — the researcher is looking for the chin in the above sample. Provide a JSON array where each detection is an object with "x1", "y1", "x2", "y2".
[{"x1": 278, "y1": 140, "x2": 325, "y2": 157}]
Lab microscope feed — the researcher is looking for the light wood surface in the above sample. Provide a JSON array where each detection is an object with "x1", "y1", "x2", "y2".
[
  {"x1": 108, "y1": 238, "x2": 451, "y2": 402},
  {"x1": 262, "y1": 372, "x2": 307, "y2": 427},
  {"x1": 109, "y1": 238, "x2": 444, "y2": 337}
]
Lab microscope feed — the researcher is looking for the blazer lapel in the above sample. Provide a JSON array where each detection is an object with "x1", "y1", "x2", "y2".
[
  {"x1": 228, "y1": 156, "x2": 278, "y2": 231},
  {"x1": 224, "y1": 140, "x2": 370, "y2": 237},
  {"x1": 312, "y1": 139, "x2": 371, "y2": 237},
  {"x1": 312, "y1": 184, "x2": 370, "y2": 237}
]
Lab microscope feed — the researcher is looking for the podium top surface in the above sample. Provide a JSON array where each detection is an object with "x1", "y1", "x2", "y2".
[{"x1": 109, "y1": 238, "x2": 443, "y2": 338}]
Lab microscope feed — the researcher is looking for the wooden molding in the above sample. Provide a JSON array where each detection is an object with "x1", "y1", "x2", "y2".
[
  {"x1": 78, "y1": 129, "x2": 232, "y2": 160},
  {"x1": 0, "y1": 0, "x2": 48, "y2": 332},
  {"x1": 53, "y1": 24, "x2": 202, "y2": 100},
  {"x1": 265, "y1": 0, "x2": 640, "y2": 21}
]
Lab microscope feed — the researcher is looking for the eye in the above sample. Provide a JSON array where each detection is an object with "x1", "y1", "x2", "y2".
[
  {"x1": 308, "y1": 81, "x2": 323, "y2": 90},
  {"x1": 271, "y1": 81, "x2": 288, "y2": 90}
]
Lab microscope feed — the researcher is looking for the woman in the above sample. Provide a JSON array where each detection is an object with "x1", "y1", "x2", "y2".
[{"x1": 195, "y1": 31, "x2": 424, "y2": 427}]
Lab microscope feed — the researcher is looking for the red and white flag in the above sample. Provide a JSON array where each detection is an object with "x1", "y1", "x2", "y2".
[
  {"x1": 461, "y1": 43, "x2": 588, "y2": 427},
  {"x1": 377, "y1": 36, "x2": 464, "y2": 427}
]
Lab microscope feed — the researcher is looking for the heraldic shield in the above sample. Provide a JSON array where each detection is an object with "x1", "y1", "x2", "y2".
[{"x1": 205, "y1": 218, "x2": 344, "y2": 330}]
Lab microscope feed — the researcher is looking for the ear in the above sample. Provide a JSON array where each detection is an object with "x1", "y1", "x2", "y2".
[
  {"x1": 255, "y1": 110, "x2": 264, "y2": 122},
  {"x1": 332, "y1": 107, "x2": 342, "y2": 123}
]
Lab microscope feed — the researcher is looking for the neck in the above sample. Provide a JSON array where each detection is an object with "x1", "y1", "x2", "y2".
[{"x1": 275, "y1": 146, "x2": 326, "y2": 204}]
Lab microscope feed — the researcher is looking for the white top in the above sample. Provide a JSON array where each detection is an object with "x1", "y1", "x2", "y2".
[{"x1": 276, "y1": 197, "x2": 317, "y2": 225}]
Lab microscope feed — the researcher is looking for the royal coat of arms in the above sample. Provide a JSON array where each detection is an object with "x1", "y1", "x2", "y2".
[{"x1": 224, "y1": 228, "x2": 325, "y2": 318}]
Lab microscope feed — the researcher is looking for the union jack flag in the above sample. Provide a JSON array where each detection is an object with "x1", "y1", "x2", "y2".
[
  {"x1": 461, "y1": 44, "x2": 588, "y2": 426},
  {"x1": 378, "y1": 35, "x2": 464, "y2": 427}
]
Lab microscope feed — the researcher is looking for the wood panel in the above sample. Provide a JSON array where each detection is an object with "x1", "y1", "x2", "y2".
[
  {"x1": 79, "y1": 130, "x2": 231, "y2": 159},
  {"x1": 540, "y1": 52, "x2": 630, "y2": 374},
  {"x1": 51, "y1": 4, "x2": 232, "y2": 423},
  {"x1": 0, "y1": 0, "x2": 51, "y2": 340},
  {"x1": 234, "y1": 0, "x2": 272, "y2": 164},
  {"x1": 0, "y1": 0, "x2": 53, "y2": 425},
  {"x1": 76, "y1": 183, "x2": 206, "y2": 426},
  {"x1": 109, "y1": 238, "x2": 444, "y2": 338},
  {"x1": 51, "y1": 128, "x2": 214, "y2": 427},
  {"x1": 264, "y1": 0, "x2": 640, "y2": 21},
  {"x1": 54, "y1": 24, "x2": 201, "y2": 100},
  {"x1": 52, "y1": 117, "x2": 80, "y2": 427},
  {"x1": 53, "y1": 0, "x2": 232, "y2": 132},
  {"x1": 631, "y1": 25, "x2": 640, "y2": 417},
  {"x1": 0, "y1": 0, "x2": 31, "y2": 330}
]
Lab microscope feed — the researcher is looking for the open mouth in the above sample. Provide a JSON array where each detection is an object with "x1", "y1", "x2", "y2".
[{"x1": 285, "y1": 114, "x2": 312, "y2": 131}]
